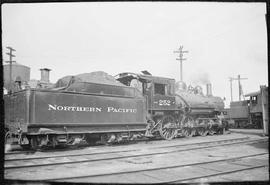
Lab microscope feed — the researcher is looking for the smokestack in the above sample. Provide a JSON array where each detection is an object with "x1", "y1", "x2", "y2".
[
  {"x1": 40, "y1": 68, "x2": 51, "y2": 83},
  {"x1": 206, "y1": 83, "x2": 212, "y2": 96}
]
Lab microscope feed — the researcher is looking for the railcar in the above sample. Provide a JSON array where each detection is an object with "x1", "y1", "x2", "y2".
[
  {"x1": 224, "y1": 86, "x2": 268, "y2": 129},
  {"x1": 5, "y1": 71, "x2": 227, "y2": 149}
]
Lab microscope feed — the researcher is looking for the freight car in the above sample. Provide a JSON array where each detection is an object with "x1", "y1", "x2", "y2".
[
  {"x1": 225, "y1": 86, "x2": 268, "y2": 129},
  {"x1": 4, "y1": 71, "x2": 226, "y2": 149}
]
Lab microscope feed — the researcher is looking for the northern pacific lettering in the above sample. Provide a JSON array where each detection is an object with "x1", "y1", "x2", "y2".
[{"x1": 48, "y1": 104, "x2": 137, "y2": 113}]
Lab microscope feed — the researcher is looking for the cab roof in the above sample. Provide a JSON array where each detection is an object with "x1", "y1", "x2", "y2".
[
  {"x1": 115, "y1": 72, "x2": 175, "y2": 84},
  {"x1": 245, "y1": 91, "x2": 260, "y2": 97}
]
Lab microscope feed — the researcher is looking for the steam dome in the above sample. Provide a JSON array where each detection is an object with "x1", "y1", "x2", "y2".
[{"x1": 175, "y1": 81, "x2": 187, "y2": 91}]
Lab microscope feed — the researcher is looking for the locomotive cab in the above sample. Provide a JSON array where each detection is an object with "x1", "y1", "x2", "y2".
[
  {"x1": 116, "y1": 72, "x2": 182, "y2": 140},
  {"x1": 115, "y1": 72, "x2": 178, "y2": 113}
]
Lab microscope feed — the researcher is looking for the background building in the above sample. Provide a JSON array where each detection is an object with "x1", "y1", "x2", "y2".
[{"x1": 3, "y1": 62, "x2": 30, "y2": 91}]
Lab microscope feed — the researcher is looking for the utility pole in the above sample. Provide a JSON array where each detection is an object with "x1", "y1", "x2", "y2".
[
  {"x1": 5, "y1": 46, "x2": 16, "y2": 93},
  {"x1": 229, "y1": 75, "x2": 248, "y2": 102},
  {"x1": 174, "y1": 46, "x2": 188, "y2": 82},
  {"x1": 237, "y1": 75, "x2": 246, "y2": 101},
  {"x1": 229, "y1": 77, "x2": 234, "y2": 102}
]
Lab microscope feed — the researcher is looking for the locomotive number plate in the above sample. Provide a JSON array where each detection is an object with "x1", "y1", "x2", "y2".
[
  {"x1": 152, "y1": 95, "x2": 176, "y2": 110},
  {"x1": 158, "y1": 99, "x2": 171, "y2": 106}
]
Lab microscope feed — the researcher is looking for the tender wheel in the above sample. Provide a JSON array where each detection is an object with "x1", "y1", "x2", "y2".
[
  {"x1": 159, "y1": 115, "x2": 178, "y2": 140},
  {"x1": 19, "y1": 135, "x2": 31, "y2": 150},
  {"x1": 5, "y1": 131, "x2": 13, "y2": 145},
  {"x1": 30, "y1": 137, "x2": 39, "y2": 150}
]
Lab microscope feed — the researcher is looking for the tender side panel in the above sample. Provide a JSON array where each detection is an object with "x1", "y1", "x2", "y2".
[
  {"x1": 4, "y1": 90, "x2": 28, "y2": 133},
  {"x1": 28, "y1": 90, "x2": 147, "y2": 133},
  {"x1": 228, "y1": 105, "x2": 249, "y2": 119}
]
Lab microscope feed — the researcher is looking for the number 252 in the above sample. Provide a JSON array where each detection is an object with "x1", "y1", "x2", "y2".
[{"x1": 159, "y1": 100, "x2": 171, "y2": 106}]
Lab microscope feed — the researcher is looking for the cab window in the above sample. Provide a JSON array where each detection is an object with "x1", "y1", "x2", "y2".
[
  {"x1": 154, "y1": 83, "x2": 166, "y2": 95},
  {"x1": 251, "y1": 96, "x2": 257, "y2": 104}
]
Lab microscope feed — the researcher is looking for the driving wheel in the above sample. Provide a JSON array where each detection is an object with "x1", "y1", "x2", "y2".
[{"x1": 159, "y1": 115, "x2": 178, "y2": 140}]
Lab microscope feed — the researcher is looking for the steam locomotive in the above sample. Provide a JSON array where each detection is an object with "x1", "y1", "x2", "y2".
[{"x1": 4, "y1": 70, "x2": 227, "y2": 149}]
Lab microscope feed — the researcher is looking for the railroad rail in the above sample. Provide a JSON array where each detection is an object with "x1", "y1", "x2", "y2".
[
  {"x1": 5, "y1": 136, "x2": 268, "y2": 182},
  {"x1": 53, "y1": 153, "x2": 268, "y2": 183},
  {"x1": 5, "y1": 137, "x2": 263, "y2": 165}
]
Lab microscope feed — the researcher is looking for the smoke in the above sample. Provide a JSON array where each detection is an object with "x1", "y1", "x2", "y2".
[{"x1": 189, "y1": 71, "x2": 210, "y2": 85}]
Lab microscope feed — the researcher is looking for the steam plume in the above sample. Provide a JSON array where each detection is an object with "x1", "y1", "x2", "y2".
[{"x1": 190, "y1": 72, "x2": 210, "y2": 85}]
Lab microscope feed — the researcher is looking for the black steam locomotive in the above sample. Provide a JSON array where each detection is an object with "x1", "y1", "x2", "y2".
[{"x1": 4, "y1": 71, "x2": 227, "y2": 149}]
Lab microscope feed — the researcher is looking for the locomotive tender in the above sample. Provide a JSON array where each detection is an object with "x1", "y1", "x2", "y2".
[
  {"x1": 4, "y1": 71, "x2": 226, "y2": 149},
  {"x1": 224, "y1": 85, "x2": 268, "y2": 129}
]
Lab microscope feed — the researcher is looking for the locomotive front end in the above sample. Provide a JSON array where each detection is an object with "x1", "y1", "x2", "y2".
[{"x1": 175, "y1": 83, "x2": 226, "y2": 137}]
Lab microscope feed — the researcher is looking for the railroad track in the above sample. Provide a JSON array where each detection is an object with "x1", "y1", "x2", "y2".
[
  {"x1": 4, "y1": 137, "x2": 260, "y2": 165},
  {"x1": 174, "y1": 165, "x2": 268, "y2": 183},
  {"x1": 4, "y1": 135, "x2": 252, "y2": 159},
  {"x1": 53, "y1": 153, "x2": 268, "y2": 183},
  {"x1": 5, "y1": 137, "x2": 267, "y2": 171}
]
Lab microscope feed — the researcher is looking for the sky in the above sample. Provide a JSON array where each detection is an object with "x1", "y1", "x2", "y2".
[{"x1": 2, "y1": 2, "x2": 268, "y2": 107}]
